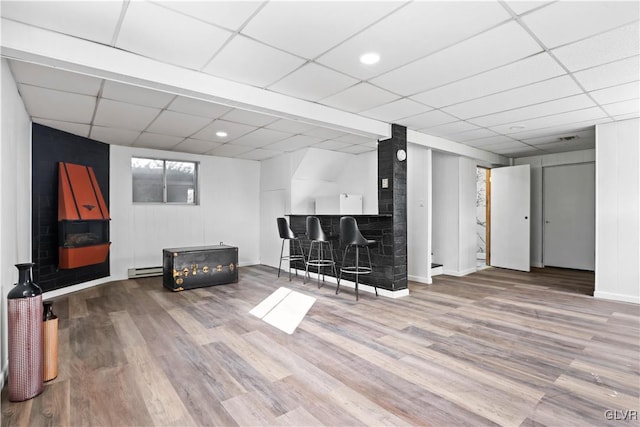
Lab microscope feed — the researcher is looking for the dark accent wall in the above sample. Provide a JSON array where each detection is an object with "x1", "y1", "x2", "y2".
[
  {"x1": 377, "y1": 124, "x2": 408, "y2": 290},
  {"x1": 32, "y1": 124, "x2": 110, "y2": 292}
]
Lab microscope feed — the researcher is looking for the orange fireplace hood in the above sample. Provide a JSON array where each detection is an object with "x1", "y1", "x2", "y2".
[{"x1": 58, "y1": 162, "x2": 110, "y2": 221}]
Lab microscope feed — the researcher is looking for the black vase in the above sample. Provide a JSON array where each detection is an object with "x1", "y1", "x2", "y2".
[{"x1": 8, "y1": 263, "x2": 44, "y2": 401}]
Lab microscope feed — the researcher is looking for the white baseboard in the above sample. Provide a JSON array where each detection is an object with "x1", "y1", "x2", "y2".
[
  {"x1": 293, "y1": 269, "x2": 410, "y2": 298},
  {"x1": 594, "y1": 291, "x2": 640, "y2": 304},
  {"x1": 408, "y1": 275, "x2": 431, "y2": 284},
  {"x1": 443, "y1": 267, "x2": 476, "y2": 277}
]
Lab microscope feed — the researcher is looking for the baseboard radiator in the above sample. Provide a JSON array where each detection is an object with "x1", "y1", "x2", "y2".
[{"x1": 128, "y1": 266, "x2": 163, "y2": 279}]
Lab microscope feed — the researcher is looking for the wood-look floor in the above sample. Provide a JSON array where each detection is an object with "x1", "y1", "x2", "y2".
[{"x1": 2, "y1": 266, "x2": 639, "y2": 427}]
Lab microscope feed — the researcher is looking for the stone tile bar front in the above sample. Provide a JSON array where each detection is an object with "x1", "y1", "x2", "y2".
[{"x1": 286, "y1": 214, "x2": 406, "y2": 292}]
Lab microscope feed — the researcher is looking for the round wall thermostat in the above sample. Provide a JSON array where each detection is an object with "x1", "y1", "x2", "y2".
[{"x1": 396, "y1": 149, "x2": 407, "y2": 161}]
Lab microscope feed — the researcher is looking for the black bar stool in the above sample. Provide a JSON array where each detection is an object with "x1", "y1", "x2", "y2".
[
  {"x1": 277, "y1": 217, "x2": 305, "y2": 280},
  {"x1": 304, "y1": 216, "x2": 338, "y2": 288},
  {"x1": 337, "y1": 216, "x2": 378, "y2": 301}
]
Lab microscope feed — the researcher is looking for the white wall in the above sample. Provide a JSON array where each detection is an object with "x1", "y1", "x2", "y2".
[
  {"x1": 515, "y1": 149, "x2": 596, "y2": 267},
  {"x1": 432, "y1": 152, "x2": 477, "y2": 276},
  {"x1": 336, "y1": 150, "x2": 378, "y2": 214},
  {"x1": 1, "y1": 59, "x2": 33, "y2": 386},
  {"x1": 595, "y1": 119, "x2": 640, "y2": 304},
  {"x1": 260, "y1": 153, "x2": 292, "y2": 269},
  {"x1": 109, "y1": 145, "x2": 260, "y2": 278},
  {"x1": 407, "y1": 143, "x2": 430, "y2": 282}
]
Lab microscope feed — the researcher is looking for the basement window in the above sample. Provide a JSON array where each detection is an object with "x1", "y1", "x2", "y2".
[{"x1": 132, "y1": 157, "x2": 198, "y2": 204}]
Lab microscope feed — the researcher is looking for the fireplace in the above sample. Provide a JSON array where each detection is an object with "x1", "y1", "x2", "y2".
[{"x1": 58, "y1": 162, "x2": 110, "y2": 269}]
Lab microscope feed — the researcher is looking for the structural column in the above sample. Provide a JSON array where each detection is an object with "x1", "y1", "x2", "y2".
[{"x1": 378, "y1": 124, "x2": 408, "y2": 290}]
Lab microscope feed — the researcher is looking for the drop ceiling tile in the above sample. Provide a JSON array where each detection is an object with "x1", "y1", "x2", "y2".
[
  {"x1": 361, "y1": 99, "x2": 432, "y2": 122},
  {"x1": 508, "y1": 118, "x2": 611, "y2": 140},
  {"x1": 302, "y1": 128, "x2": 349, "y2": 139},
  {"x1": 192, "y1": 119, "x2": 256, "y2": 142},
  {"x1": 116, "y1": 1, "x2": 232, "y2": 70},
  {"x1": 312, "y1": 140, "x2": 354, "y2": 151},
  {"x1": 9, "y1": 61, "x2": 102, "y2": 96},
  {"x1": 522, "y1": 1, "x2": 639, "y2": 48},
  {"x1": 168, "y1": 96, "x2": 232, "y2": 118},
  {"x1": 264, "y1": 134, "x2": 323, "y2": 152},
  {"x1": 235, "y1": 148, "x2": 284, "y2": 161},
  {"x1": 339, "y1": 144, "x2": 376, "y2": 154},
  {"x1": 534, "y1": 139, "x2": 596, "y2": 154},
  {"x1": 203, "y1": 35, "x2": 306, "y2": 87},
  {"x1": 320, "y1": 83, "x2": 399, "y2": 113},
  {"x1": 33, "y1": 119, "x2": 90, "y2": 138},
  {"x1": 268, "y1": 63, "x2": 358, "y2": 102},
  {"x1": 94, "y1": 99, "x2": 161, "y2": 131},
  {"x1": 172, "y1": 138, "x2": 222, "y2": 155},
  {"x1": 602, "y1": 99, "x2": 640, "y2": 116},
  {"x1": 207, "y1": 144, "x2": 254, "y2": 157},
  {"x1": 443, "y1": 75, "x2": 583, "y2": 119},
  {"x1": 241, "y1": 2, "x2": 400, "y2": 59},
  {"x1": 221, "y1": 108, "x2": 279, "y2": 127},
  {"x1": 265, "y1": 119, "x2": 318, "y2": 134},
  {"x1": 317, "y1": 1, "x2": 510, "y2": 80},
  {"x1": 463, "y1": 135, "x2": 518, "y2": 147},
  {"x1": 155, "y1": 1, "x2": 262, "y2": 31},
  {"x1": 101, "y1": 81, "x2": 174, "y2": 108},
  {"x1": 134, "y1": 132, "x2": 184, "y2": 150},
  {"x1": 1, "y1": 1, "x2": 123, "y2": 44},
  {"x1": 398, "y1": 110, "x2": 458, "y2": 130},
  {"x1": 227, "y1": 128, "x2": 291, "y2": 148},
  {"x1": 469, "y1": 94, "x2": 597, "y2": 128},
  {"x1": 522, "y1": 129, "x2": 595, "y2": 146},
  {"x1": 589, "y1": 81, "x2": 640, "y2": 105},
  {"x1": 479, "y1": 140, "x2": 530, "y2": 151},
  {"x1": 18, "y1": 84, "x2": 96, "y2": 123},
  {"x1": 90, "y1": 126, "x2": 141, "y2": 146},
  {"x1": 410, "y1": 53, "x2": 565, "y2": 108},
  {"x1": 371, "y1": 21, "x2": 542, "y2": 96},
  {"x1": 490, "y1": 107, "x2": 608, "y2": 135},
  {"x1": 490, "y1": 144, "x2": 542, "y2": 156},
  {"x1": 453, "y1": 128, "x2": 501, "y2": 142},
  {"x1": 573, "y1": 56, "x2": 640, "y2": 91},
  {"x1": 612, "y1": 112, "x2": 640, "y2": 121},
  {"x1": 504, "y1": 1, "x2": 553, "y2": 15},
  {"x1": 552, "y1": 23, "x2": 640, "y2": 72},
  {"x1": 423, "y1": 121, "x2": 479, "y2": 137},
  {"x1": 146, "y1": 110, "x2": 211, "y2": 137}
]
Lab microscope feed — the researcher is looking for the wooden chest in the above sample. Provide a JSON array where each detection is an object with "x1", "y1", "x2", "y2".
[{"x1": 162, "y1": 245, "x2": 238, "y2": 291}]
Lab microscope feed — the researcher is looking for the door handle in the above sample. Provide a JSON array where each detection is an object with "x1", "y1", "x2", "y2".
[{"x1": 545, "y1": 220, "x2": 550, "y2": 224}]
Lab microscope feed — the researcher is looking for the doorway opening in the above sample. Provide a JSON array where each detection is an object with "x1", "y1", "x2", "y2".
[{"x1": 476, "y1": 166, "x2": 490, "y2": 270}]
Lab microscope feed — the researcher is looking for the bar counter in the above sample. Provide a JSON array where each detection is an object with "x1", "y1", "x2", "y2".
[{"x1": 286, "y1": 214, "x2": 405, "y2": 292}]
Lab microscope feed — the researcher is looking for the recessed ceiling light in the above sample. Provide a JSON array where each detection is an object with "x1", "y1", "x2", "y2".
[
  {"x1": 359, "y1": 52, "x2": 380, "y2": 65},
  {"x1": 216, "y1": 131, "x2": 228, "y2": 138}
]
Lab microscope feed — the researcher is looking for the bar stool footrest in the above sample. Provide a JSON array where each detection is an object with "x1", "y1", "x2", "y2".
[
  {"x1": 340, "y1": 266, "x2": 372, "y2": 274},
  {"x1": 306, "y1": 259, "x2": 337, "y2": 267}
]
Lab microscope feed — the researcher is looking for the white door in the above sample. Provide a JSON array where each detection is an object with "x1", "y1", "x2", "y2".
[
  {"x1": 543, "y1": 163, "x2": 595, "y2": 270},
  {"x1": 491, "y1": 164, "x2": 530, "y2": 272}
]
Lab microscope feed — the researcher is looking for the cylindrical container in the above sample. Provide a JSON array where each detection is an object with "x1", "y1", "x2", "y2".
[
  {"x1": 42, "y1": 301, "x2": 59, "y2": 381},
  {"x1": 8, "y1": 263, "x2": 44, "y2": 401}
]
